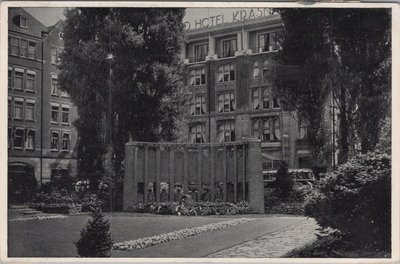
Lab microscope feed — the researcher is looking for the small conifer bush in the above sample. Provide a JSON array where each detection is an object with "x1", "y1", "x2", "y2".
[{"x1": 75, "y1": 209, "x2": 113, "y2": 257}]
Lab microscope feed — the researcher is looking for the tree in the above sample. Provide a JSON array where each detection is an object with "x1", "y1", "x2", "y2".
[
  {"x1": 273, "y1": 161, "x2": 293, "y2": 200},
  {"x1": 75, "y1": 209, "x2": 113, "y2": 257},
  {"x1": 59, "y1": 8, "x2": 188, "y2": 186},
  {"x1": 273, "y1": 8, "x2": 391, "y2": 166}
]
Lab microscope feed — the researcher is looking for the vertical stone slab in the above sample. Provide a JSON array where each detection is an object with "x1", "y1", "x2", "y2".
[
  {"x1": 210, "y1": 146, "x2": 215, "y2": 201},
  {"x1": 242, "y1": 146, "x2": 246, "y2": 200},
  {"x1": 123, "y1": 144, "x2": 135, "y2": 211},
  {"x1": 156, "y1": 147, "x2": 161, "y2": 202},
  {"x1": 183, "y1": 147, "x2": 189, "y2": 196},
  {"x1": 233, "y1": 145, "x2": 238, "y2": 203},
  {"x1": 144, "y1": 145, "x2": 149, "y2": 203},
  {"x1": 132, "y1": 145, "x2": 138, "y2": 205},
  {"x1": 223, "y1": 146, "x2": 227, "y2": 201},
  {"x1": 169, "y1": 147, "x2": 175, "y2": 203},
  {"x1": 197, "y1": 145, "x2": 202, "y2": 200},
  {"x1": 246, "y1": 139, "x2": 264, "y2": 213}
]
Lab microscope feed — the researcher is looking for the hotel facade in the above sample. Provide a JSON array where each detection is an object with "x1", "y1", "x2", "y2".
[{"x1": 183, "y1": 14, "x2": 312, "y2": 170}]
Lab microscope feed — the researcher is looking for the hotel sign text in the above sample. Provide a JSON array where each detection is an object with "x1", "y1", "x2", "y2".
[{"x1": 184, "y1": 8, "x2": 274, "y2": 30}]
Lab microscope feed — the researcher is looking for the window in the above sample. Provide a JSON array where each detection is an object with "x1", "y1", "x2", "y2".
[
  {"x1": 62, "y1": 106, "x2": 70, "y2": 124},
  {"x1": 13, "y1": 128, "x2": 24, "y2": 149},
  {"x1": 25, "y1": 101, "x2": 35, "y2": 121},
  {"x1": 262, "y1": 88, "x2": 270, "y2": 109},
  {"x1": 251, "y1": 89, "x2": 260, "y2": 110},
  {"x1": 189, "y1": 124, "x2": 206, "y2": 143},
  {"x1": 8, "y1": 127, "x2": 12, "y2": 149},
  {"x1": 14, "y1": 70, "x2": 24, "y2": 90},
  {"x1": 252, "y1": 61, "x2": 260, "y2": 78},
  {"x1": 262, "y1": 120, "x2": 271, "y2": 142},
  {"x1": 51, "y1": 76, "x2": 59, "y2": 96},
  {"x1": 189, "y1": 68, "x2": 206, "y2": 86},
  {"x1": 217, "y1": 64, "x2": 235, "y2": 83},
  {"x1": 274, "y1": 118, "x2": 281, "y2": 140},
  {"x1": 262, "y1": 59, "x2": 270, "y2": 77},
  {"x1": 14, "y1": 99, "x2": 23, "y2": 120},
  {"x1": 221, "y1": 39, "x2": 237, "y2": 58},
  {"x1": 190, "y1": 95, "x2": 206, "y2": 116},
  {"x1": 299, "y1": 157, "x2": 312, "y2": 168},
  {"x1": 8, "y1": 98, "x2": 11, "y2": 119},
  {"x1": 51, "y1": 104, "x2": 59, "y2": 123},
  {"x1": 252, "y1": 118, "x2": 281, "y2": 142},
  {"x1": 59, "y1": 32, "x2": 64, "y2": 39},
  {"x1": 51, "y1": 131, "x2": 60, "y2": 151},
  {"x1": 62, "y1": 133, "x2": 70, "y2": 151},
  {"x1": 26, "y1": 72, "x2": 35, "y2": 92},
  {"x1": 194, "y1": 43, "x2": 208, "y2": 62},
  {"x1": 217, "y1": 121, "x2": 235, "y2": 143},
  {"x1": 10, "y1": 37, "x2": 19, "y2": 56},
  {"x1": 273, "y1": 98, "x2": 280, "y2": 108},
  {"x1": 20, "y1": 16, "x2": 27, "y2": 28},
  {"x1": 51, "y1": 48, "x2": 58, "y2": 64},
  {"x1": 25, "y1": 129, "x2": 35, "y2": 150},
  {"x1": 298, "y1": 119, "x2": 308, "y2": 139},
  {"x1": 257, "y1": 32, "x2": 278, "y2": 52},
  {"x1": 217, "y1": 92, "x2": 235, "y2": 113},
  {"x1": 252, "y1": 120, "x2": 260, "y2": 140},
  {"x1": 28, "y1": 41, "x2": 36, "y2": 59},
  {"x1": 8, "y1": 67, "x2": 12, "y2": 89},
  {"x1": 20, "y1": 39, "x2": 28, "y2": 57}
]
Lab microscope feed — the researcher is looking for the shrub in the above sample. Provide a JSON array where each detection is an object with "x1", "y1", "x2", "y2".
[
  {"x1": 81, "y1": 194, "x2": 103, "y2": 212},
  {"x1": 75, "y1": 209, "x2": 113, "y2": 257},
  {"x1": 264, "y1": 187, "x2": 280, "y2": 206},
  {"x1": 29, "y1": 191, "x2": 81, "y2": 214},
  {"x1": 273, "y1": 161, "x2": 294, "y2": 201},
  {"x1": 304, "y1": 151, "x2": 391, "y2": 250},
  {"x1": 132, "y1": 201, "x2": 252, "y2": 216},
  {"x1": 288, "y1": 182, "x2": 313, "y2": 203}
]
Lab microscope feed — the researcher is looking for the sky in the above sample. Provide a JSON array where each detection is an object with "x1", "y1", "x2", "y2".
[{"x1": 23, "y1": 7, "x2": 267, "y2": 28}]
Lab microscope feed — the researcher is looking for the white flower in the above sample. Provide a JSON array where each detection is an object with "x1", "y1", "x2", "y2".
[{"x1": 113, "y1": 218, "x2": 252, "y2": 251}]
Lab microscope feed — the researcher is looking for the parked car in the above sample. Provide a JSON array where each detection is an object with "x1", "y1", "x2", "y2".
[{"x1": 263, "y1": 168, "x2": 316, "y2": 183}]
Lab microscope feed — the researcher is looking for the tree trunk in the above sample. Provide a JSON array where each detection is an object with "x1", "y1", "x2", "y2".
[{"x1": 338, "y1": 84, "x2": 349, "y2": 164}]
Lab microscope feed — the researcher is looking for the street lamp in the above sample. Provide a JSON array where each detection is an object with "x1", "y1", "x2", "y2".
[{"x1": 106, "y1": 53, "x2": 114, "y2": 214}]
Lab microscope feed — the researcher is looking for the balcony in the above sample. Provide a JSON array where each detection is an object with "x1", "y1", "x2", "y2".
[
  {"x1": 220, "y1": 50, "x2": 236, "y2": 58},
  {"x1": 186, "y1": 55, "x2": 207, "y2": 63},
  {"x1": 250, "y1": 45, "x2": 279, "y2": 54}
]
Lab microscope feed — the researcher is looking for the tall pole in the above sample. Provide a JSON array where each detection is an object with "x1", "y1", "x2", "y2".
[{"x1": 108, "y1": 8, "x2": 113, "y2": 215}]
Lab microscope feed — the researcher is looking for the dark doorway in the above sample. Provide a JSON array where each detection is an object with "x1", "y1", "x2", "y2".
[{"x1": 8, "y1": 162, "x2": 37, "y2": 204}]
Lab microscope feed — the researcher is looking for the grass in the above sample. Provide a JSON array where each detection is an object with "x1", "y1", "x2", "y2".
[{"x1": 8, "y1": 213, "x2": 306, "y2": 258}]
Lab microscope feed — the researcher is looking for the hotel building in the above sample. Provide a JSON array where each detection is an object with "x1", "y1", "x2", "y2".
[{"x1": 183, "y1": 14, "x2": 312, "y2": 170}]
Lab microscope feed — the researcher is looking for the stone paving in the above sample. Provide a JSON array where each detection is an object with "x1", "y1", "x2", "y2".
[{"x1": 208, "y1": 217, "x2": 320, "y2": 258}]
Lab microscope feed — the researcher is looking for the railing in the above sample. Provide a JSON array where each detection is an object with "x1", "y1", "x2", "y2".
[
  {"x1": 250, "y1": 45, "x2": 279, "y2": 54},
  {"x1": 217, "y1": 50, "x2": 236, "y2": 59},
  {"x1": 186, "y1": 55, "x2": 207, "y2": 63}
]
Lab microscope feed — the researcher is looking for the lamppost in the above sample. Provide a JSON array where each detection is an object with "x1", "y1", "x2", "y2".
[{"x1": 106, "y1": 53, "x2": 114, "y2": 214}]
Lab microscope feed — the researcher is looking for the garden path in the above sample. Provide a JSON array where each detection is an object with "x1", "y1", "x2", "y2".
[{"x1": 208, "y1": 218, "x2": 319, "y2": 257}]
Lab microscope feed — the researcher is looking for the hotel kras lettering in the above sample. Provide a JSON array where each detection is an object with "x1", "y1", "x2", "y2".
[{"x1": 184, "y1": 8, "x2": 273, "y2": 30}]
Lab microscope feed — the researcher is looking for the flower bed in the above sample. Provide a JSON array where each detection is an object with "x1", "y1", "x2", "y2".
[
  {"x1": 9, "y1": 215, "x2": 68, "y2": 222},
  {"x1": 113, "y1": 218, "x2": 252, "y2": 251},
  {"x1": 132, "y1": 201, "x2": 252, "y2": 216}
]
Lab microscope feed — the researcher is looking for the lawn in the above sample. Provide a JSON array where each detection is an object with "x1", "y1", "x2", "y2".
[{"x1": 8, "y1": 213, "x2": 306, "y2": 258}]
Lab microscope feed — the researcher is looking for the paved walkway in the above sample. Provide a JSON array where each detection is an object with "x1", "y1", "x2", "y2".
[{"x1": 208, "y1": 217, "x2": 319, "y2": 257}]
